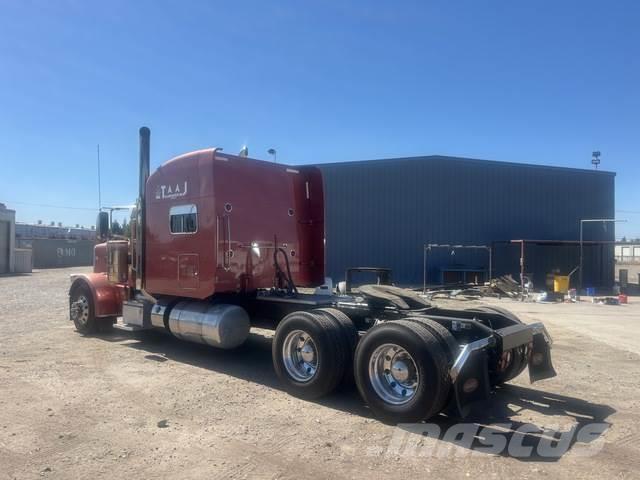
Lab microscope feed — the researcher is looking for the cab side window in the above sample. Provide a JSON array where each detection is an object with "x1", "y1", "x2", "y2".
[{"x1": 170, "y1": 204, "x2": 197, "y2": 234}]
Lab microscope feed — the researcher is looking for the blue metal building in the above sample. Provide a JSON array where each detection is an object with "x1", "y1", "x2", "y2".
[{"x1": 316, "y1": 155, "x2": 615, "y2": 290}]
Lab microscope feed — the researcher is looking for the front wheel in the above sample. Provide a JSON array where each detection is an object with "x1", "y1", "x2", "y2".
[{"x1": 70, "y1": 285, "x2": 112, "y2": 334}]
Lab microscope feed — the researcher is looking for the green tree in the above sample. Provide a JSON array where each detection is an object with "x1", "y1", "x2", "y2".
[
  {"x1": 121, "y1": 218, "x2": 131, "y2": 239},
  {"x1": 111, "y1": 220, "x2": 123, "y2": 235}
]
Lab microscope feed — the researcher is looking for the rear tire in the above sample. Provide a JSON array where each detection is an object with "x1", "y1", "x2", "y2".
[
  {"x1": 272, "y1": 311, "x2": 347, "y2": 399},
  {"x1": 466, "y1": 306, "x2": 528, "y2": 384},
  {"x1": 405, "y1": 317, "x2": 459, "y2": 365},
  {"x1": 354, "y1": 320, "x2": 450, "y2": 423},
  {"x1": 493, "y1": 346, "x2": 527, "y2": 384},
  {"x1": 313, "y1": 308, "x2": 358, "y2": 386}
]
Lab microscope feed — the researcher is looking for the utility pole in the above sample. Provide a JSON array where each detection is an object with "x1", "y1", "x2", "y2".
[{"x1": 97, "y1": 144, "x2": 102, "y2": 210}]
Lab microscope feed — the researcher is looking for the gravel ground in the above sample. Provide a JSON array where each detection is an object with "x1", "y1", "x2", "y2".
[{"x1": 1, "y1": 267, "x2": 639, "y2": 479}]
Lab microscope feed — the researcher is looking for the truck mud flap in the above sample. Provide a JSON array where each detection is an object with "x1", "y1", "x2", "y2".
[
  {"x1": 452, "y1": 349, "x2": 491, "y2": 418},
  {"x1": 528, "y1": 333, "x2": 557, "y2": 383}
]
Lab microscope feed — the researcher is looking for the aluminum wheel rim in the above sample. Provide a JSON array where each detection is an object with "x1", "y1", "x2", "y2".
[
  {"x1": 71, "y1": 295, "x2": 90, "y2": 325},
  {"x1": 369, "y1": 343, "x2": 419, "y2": 405},
  {"x1": 282, "y1": 329, "x2": 318, "y2": 382}
]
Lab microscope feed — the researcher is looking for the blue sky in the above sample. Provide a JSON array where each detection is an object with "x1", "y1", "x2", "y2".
[{"x1": 1, "y1": 0, "x2": 638, "y2": 237}]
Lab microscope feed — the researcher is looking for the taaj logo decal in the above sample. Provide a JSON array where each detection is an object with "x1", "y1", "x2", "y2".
[{"x1": 156, "y1": 181, "x2": 188, "y2": 200}]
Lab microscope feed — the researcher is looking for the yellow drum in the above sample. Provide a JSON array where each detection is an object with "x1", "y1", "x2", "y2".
[{"x1": 553, "y1": 275, "x2": 570, "y2": 294}]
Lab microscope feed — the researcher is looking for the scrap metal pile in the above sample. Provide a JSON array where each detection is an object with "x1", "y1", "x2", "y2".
[{"x1": 423, "y1": 275, "x2": 526, "y2": 300}]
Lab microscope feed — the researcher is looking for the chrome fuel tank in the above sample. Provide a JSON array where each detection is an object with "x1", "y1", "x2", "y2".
[{"x1": 168, "y1": 301, "x2": 250, "y2": 349}]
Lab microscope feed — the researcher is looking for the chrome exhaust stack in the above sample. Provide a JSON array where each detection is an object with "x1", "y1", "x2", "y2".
[{"x1": 136, "y1": 127, "x2": 150, "y2": 291}]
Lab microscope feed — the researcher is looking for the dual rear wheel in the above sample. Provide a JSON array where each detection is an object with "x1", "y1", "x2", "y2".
[
  {"x1": 272, "y1": 309, "x2": 356, "y2": 399},
  {"x1": 354, "y1": 320, "x2": 452, "y2": 422},
  {"x1": 273, "y1": 312, "x2": 454, "y2": 423}
]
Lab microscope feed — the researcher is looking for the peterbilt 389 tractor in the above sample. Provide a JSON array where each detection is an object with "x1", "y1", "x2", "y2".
[{"x1": 69, "y1": 127, "x2": 556, "y2": 423}]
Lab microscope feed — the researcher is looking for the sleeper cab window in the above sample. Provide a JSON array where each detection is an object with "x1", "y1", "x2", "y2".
[{"x1": 170, "y1": 204, "x2": 198, "y2": 234}]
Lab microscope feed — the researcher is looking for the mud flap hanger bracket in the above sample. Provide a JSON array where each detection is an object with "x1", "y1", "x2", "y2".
[
  {"x1": 449, "y1": 322, "x2": 555, "y2": 416},
  {"x1": 450, "y1": 337, "x2": 494, "y2": 417}
]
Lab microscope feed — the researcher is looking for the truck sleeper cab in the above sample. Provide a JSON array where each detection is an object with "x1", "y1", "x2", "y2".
[{"x1": 69, "y1": 127, "x2": 556, "y2": 423}]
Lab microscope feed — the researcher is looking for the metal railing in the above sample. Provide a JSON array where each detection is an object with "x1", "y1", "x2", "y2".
[{"x1": 616, "y1": 256, "x2": 640, "y2": 263}]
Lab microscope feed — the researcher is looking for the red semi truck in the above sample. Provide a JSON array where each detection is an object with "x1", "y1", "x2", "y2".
[{"x1": 69, "y1": 128, "x2": 556, "y2": 422}]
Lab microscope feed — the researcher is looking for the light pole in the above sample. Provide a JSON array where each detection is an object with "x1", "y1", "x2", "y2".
[
  {"x1": 579, "y1": 218, "x2": 626, "y2": 295},
  {"x1": 268, "y1": 148, "x2": 277, "y2": 163},
  {"x1": 97, "y1": 144, "x2": 101, "y2": 210}
]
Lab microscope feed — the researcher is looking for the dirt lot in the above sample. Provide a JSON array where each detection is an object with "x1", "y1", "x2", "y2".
[{"x1": 1, "y1": 268, "x2": 639, "y2": 479}]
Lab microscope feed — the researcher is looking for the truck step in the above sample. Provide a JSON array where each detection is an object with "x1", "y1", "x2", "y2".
[{"x1": 113, "y1": 322, "x2": 152, "y2": 332}]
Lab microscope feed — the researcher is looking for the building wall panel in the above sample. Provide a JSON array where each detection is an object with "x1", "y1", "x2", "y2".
[
  {"x1": 0, "y1": 221, "x2": 9, "y2": 273},
  {"x1": 0, "y1": 206, "x2": 16, "y2": 274},
  {"x1": 317, "y1": 156, "x2": 615, "y2": 288}
]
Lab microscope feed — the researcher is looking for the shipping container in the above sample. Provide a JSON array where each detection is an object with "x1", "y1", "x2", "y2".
[{"x1": 26, "y1": 239, "x2": 95, "y2": 269}]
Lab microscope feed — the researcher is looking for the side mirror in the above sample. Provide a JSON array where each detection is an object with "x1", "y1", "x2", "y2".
[{"x1": 96, "y1": 211, "x2": 109, "y2": 241}]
